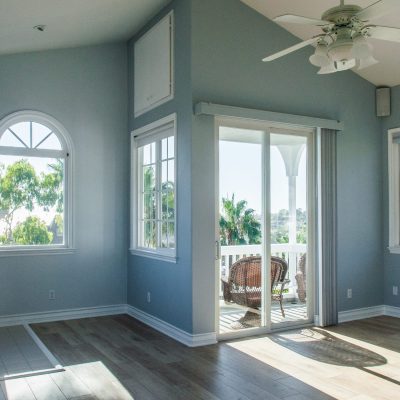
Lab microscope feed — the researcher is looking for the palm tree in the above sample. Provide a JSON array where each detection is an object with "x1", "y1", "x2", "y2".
[{"x1": 219, "y1": 194, "x2": 261, "y2": 246}]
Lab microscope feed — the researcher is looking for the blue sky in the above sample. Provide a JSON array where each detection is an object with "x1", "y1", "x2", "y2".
[{"x1": 219, "y1": 141, "x2": 307, "y2": 214}]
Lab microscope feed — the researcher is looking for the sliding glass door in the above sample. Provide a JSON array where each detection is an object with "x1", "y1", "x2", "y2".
[
  {"x1": 269, "y1": 132, "x2": 311, "y2": 327},
  {"x1": 218, "y1": 126, "x2": 265, "y2": 333},
  {"x1": 217, "y1": 121, "x2": 314, "y2": 336}
]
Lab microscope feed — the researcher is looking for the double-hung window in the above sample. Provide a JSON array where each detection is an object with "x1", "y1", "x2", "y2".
[
  {"x1": 388, "y1": 128, "x2": 400, "y2": 254},
  {"x1": 131, "y1": 114, "x2": 176, "y2": 261}
]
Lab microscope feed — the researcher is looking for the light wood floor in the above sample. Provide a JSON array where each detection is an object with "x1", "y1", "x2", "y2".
[
  {"x1": 0, "y1": 315, "x2": 398, "y2": 399},
  {"x1": 0, "y1": 326, "x2": 53, "y2": 379}
]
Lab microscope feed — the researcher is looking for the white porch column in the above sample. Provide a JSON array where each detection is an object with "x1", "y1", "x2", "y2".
[{"x1": 276, "y1": 144, "x2": 305, "y2": 297}]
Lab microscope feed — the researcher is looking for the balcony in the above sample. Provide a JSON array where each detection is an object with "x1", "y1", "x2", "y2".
[{"x1": 219, "y1": 243, "x2": 308, "y2": 333}]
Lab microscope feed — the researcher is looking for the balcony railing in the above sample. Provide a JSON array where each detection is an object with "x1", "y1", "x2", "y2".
[{"x1": 220, "y1": 243, "x2": 307, "y2": 298}]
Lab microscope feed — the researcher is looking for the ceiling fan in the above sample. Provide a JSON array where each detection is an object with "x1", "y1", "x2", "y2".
[{"x1": 262, "y1": 0, "x2": 400, "y2": 74}]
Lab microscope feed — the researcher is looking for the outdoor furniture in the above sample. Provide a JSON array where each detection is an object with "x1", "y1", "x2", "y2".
[
  {"x1": 295, "y1": 254, "x2": 307, "y2": 303},
  {"x1": 222, "y1": 255, "x2": 289, "y2": 317}
]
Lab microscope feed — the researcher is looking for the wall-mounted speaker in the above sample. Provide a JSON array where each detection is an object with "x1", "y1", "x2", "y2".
[{"x1": 376, "y1": 87, "x2": 391, "y2": 117}]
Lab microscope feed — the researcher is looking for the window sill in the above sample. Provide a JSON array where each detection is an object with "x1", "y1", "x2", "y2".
[
  {"x1": 388, "y1": 246, "x2": 400, "y2": 255},
  {"x1": 0, "y1": 247, "x2": 76, "y2": 257},
  {"x1": 129, "y1": 248, "x2": 177, "y2": 263}
]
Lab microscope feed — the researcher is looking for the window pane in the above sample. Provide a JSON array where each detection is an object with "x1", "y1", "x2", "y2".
[
  {"x1": 162, "y1": 161, "x2": 168, "y2": 186},
  {"x1": 168, "y1": 136, "x2": 174, "y2": 158},
  {"x1": 161, "y1": 222, "x2": 168, "y2": 248},
  {"x1": 168, "y1": 190, "x2": 175, "y2": 219},
  {"x1": 36, "y1": 133, "x2": 62, "y2": 150},
  {"x1": 0, "y1": 155, "x2": 65, "y2": 246},
  {"x1": 168, "y1": 160, "x2": 174, "y2": 183},
  {"x1": 143, "y1": 220, "x2": 156, "y2": 249},
  {"x1": 9, "y1": 122, "x2": 30, "y2": 147},
  {"x1": 0, "y1": 130, "x2": 26, "y2": 148},
  {"x1": 143, "y1": 143, "x2": 156, "y2": 165},
  {"x1": 143, "y1": 166, "x2": 155, "y2": 192},
  {"x1": 161, "y1": 191, "x2": 168, "y2": 220},
  {"x1": 168, "y1": 222, "x2": 175, "y2": 249},
  {"x1": 162, "y1": 138, "x2": 168, "y2": 160},
  {"x1": 32, "y1": 123, "x2": 52, "y2": 148},
  {"x1": 143, "y1": 193, "x2": 156, "y2": 220}
]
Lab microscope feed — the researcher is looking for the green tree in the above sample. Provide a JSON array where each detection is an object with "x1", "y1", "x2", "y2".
[
  {"x1": 219, "y1": 194, "x2": 261, "y2": 246},
  {"x1": 271, "y1": 209, "x2": 289, "y2": 244},
  {"x1": 270, "y1": 208, "x2": 308, "y2": 244},
  {"x1": 296, "y1": 208, "x2": 307, "y2": 244},
  {"x1": 0, "y1": 160, "x2": 39, "y2": 241},
  {"x1": 0, "y1": 159, "x2": 64, "y2": 244},
  {"x1": 13, "y1": 216, "x2": 53, "y2": 245},
  {"x1": 142, "y1": 167, "x2": 175, "y2": 248},
  {"x1": 38, "y1": 160, "x2": 64, "y2": 213}
]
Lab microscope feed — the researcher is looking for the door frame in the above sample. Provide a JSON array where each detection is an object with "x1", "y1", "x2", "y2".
[{"x1": 215, "y1": 116, "x2": 317, "y2": 341}]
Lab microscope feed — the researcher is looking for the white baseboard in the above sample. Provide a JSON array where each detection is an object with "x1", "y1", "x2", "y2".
[
  {"x1": 336, "y1": 304, "x2": 400, "y2": 323},
  {"x1": 1, "y1": 303, "x2": 398, "y2": 347},
  {"x1": 0, "y1": 303, "x2": 216, "y2": 347},
  {"x1": 384, "y1": 305, "x2": 400, "y2": 318},
  {"x1": 126, "y1": 305, "x2": 217, "y2": 347},
  {"x1": 338, "y1": 305, "x2": 385, "y2": 323},
  {"x1": 0, "y1": 304, "x2": 126, "y2": 327}
]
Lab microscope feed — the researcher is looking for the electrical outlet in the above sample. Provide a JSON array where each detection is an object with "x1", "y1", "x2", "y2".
[
  {"x1": 347, "y1": 289, "x2": 352, "y2": 299},
  {"x1": 393, "y1": 286, "x2": 398, "y2": 296},
  {"x1": 147, "y1": 292, "x2": 151, "y2": 303},
  {"x1": 49, "y1": 289, "x2": 56, "y2": 300}
]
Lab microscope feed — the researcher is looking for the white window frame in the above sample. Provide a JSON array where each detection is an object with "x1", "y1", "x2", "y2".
[
  {"x1": 130, "y1": 113, "x2": 177, "y2": 262},
  {"x1": 0, "y1": 110, "x2": 74, "y2": 256},
  {"x1": 388, "y1": 128, "x2": 400, "y2": 254}
]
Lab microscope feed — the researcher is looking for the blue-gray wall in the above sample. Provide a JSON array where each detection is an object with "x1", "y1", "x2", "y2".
[
  {"x1": 0, "y1": 44, "x2": 129, "y2": 315},
  {"x1": 127, "y1": 0, "x2": 194, "y2": 333},
  {"x1": 191, "y1": 0, "x2": 383, "y2": 333},
  {"x1": 382, "y1": 85, "x2": 400, "y2": 307},
  {"x1": 0, "y1": 0, "x2": 388, "y2": 335}
]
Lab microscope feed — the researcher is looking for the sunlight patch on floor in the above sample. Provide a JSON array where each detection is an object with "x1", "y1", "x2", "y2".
[
  {"x1": 1, "y1": 361, "x2": 134, "y2": 400},
  {"x1": 226, "y1": 327, "x2": 400, "y2": 400}
]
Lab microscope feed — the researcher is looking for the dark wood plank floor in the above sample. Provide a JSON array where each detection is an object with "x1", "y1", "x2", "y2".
[{"x1": 0, "y1": 315, "x2": 398, "y2": 399}]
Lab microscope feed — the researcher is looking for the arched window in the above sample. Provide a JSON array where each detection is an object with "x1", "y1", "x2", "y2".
[{"x1": 0, "y1": 111, "x2": 73, "y2": 253}]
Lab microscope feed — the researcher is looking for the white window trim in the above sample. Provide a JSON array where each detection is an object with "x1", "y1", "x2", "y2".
[
  {"x1": 0, "y1": 110, "x2": 75, "y2": 256},
  {"x1": 130, "y1": 113, "x2": 177, "y2": 262},
  {"x1": 388, "y1": 128, "x2": 400, "y2": 254}
]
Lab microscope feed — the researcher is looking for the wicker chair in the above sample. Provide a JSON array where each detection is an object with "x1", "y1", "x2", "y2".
[
  {"x1": 295, "y1": 254, "x2": 307, "y2": 303},
  {"x1": 222, "y1": 256, "x2": 289, "y2": 317}
]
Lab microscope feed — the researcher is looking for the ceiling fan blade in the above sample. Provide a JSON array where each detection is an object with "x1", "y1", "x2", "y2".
[
  {"x1": 262, "y1": 37, "x2": 320, "y2": 62},
  {"x1": 367, "y1": 25, "x2": 400, "y2": 42},
  {"x1": 356, "y1": 0, "x2": 398, "y2": 21},
  {"x1": 274, "y1": 14, "x2": 330, "y2": 26}
]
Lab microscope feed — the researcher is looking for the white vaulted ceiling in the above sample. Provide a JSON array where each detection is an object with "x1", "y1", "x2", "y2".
[
  {"x1": 241, "y1": 0, "x2": 400, "y2": 87},
  {"x1": 0, "y1": 0, "x2": 170, "y2": 55}
]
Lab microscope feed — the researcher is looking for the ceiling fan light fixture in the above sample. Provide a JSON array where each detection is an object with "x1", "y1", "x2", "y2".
[
  {"x1": 317, "y1": 63, "x2": 337, "y2": 75},
  {"x1": 309, "y1": 43, "x2": 330, "y2": 67},
  {"x1": 352, "y1": 35, "x2": 373, "y2": 59},
  {"x1": 335, "y1": 58, "x2": 357, "y2": 71},
  {"x1": 358, "y1": 55, "x2": 379, "y2": 70},
  {"x1": 328, "y1": 39, "x2": 353, "y2": 63},
  {"x1": 262, "y1": 0, "x2": 400, "y2": 76}
]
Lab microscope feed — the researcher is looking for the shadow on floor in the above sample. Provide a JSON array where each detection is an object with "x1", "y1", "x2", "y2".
[{"x1": 31, "y1": 314, "x2": 336, "y2": 400}]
